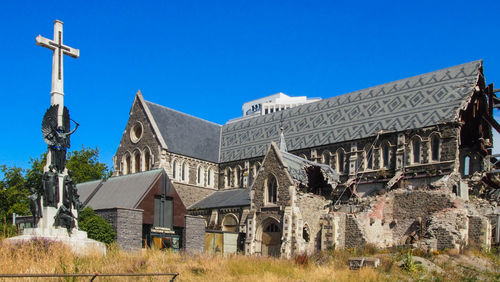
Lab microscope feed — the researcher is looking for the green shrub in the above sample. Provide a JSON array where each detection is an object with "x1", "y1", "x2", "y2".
[{"x1": 78, "y1": 207, "x2": 116, "y2": 244}]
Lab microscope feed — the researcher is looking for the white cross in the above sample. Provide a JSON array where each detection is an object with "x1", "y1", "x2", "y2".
[{"x1": 36, "y1": 20, "x2": 79, "y2": 106}]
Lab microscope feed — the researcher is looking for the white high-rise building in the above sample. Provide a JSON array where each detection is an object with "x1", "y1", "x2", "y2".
[{"x1": 242, "y1": 92, "x2": 321, "y2": 117}]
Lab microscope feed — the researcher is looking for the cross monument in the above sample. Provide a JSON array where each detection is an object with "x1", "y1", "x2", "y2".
[
  {"x1": 36, "y1": 20, "x2": 79, "y2": 118},
  {"x1": 6, "y1": 20, "x2": 105, "y2": 255}
]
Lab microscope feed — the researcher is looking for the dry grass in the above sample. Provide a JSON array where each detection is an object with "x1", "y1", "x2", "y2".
[
  {"x1": 1, "y1": 239, "x2": 498, "y2": 281},
  {"x1": 0, "y1": 240, "x2": 402, "y2": 282}
]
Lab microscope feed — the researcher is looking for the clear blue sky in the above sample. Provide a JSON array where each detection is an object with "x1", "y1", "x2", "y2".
[{"x1": 1, "y1": 0, "x2": 499, "y2": 171}]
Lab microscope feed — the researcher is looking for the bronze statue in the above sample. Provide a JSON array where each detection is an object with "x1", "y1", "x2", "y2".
[
  {"x1": 42, "y1": 165, "x2": 59, "y2": 207},
  {"x1": 42, "y1": 105, "x2": 79, "y2": 173},
  {"x1": 29, "y1": 186, "x2": 42, "y2": 226},
  {"x1": 54, "y1": 205, "x2": 75, "y2": 234}
]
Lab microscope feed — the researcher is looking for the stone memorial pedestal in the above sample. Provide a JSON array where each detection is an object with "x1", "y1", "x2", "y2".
[{"x1": 6, "y1": 206, "x2": 106, "y2": 256}]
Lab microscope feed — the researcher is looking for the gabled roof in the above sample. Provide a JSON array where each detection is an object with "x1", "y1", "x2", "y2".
[
  {"x1": 220, "y1": 61, "x2": 483, "y2": 162},
  {"x1": 76, "y1": 179, "x2": 103, "y2": 206},
  {"x1": 85, "y1": 169, "x2": 163, "y2": 210},
  {"x1": 144, "y1": 100, "x2": 222, "y2": 163},
  {"x1": 189, "y1": 188, "x2": 250, "y2": 210}
]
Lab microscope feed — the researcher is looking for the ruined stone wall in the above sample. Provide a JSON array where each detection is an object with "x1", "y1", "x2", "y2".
[
  {"x1": 425, "y1": 209, "x2": 469, "y2": 251},
  {"x1": 184, "y1": 215, "x2": 206, "y2": 254},
  {"x1": 391, "y1": 190, "x2": 456, "y2": 243},
  {"x1": 296, "y1": 193, "x2": 329, "y2": 252},
  {"x1": 345, "y1": 215, "x2": 367, "y2": 249},
  {"x1": 96, "y1": 208, "x2": 143, "y2": 250}
]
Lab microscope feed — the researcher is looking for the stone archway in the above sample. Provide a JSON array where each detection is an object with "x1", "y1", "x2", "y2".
[{"x1": 259, "y1": 218, "x2": 281, "y2": 257}]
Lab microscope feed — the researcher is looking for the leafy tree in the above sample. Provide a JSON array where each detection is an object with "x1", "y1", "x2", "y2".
[
  {"x1": 0, "y1": 165, "x2": 30, "y2": 221},
  {"x1": 66, "y1": 147, "x2": 110, "y2": 184},
  {"x1": 78, "y1": 207, "x2": 116, "y2": 244},
  {"x1": 0, "y1": 146, "x2": 110, "y2": 225}
]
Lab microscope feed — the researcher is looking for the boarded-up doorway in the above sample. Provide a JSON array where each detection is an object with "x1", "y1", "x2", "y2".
[{"x1": 261, "y1": 219, "x2": 281, "y2": 257}]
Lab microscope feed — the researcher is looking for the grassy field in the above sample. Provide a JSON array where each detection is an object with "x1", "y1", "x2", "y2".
[{"x1": 0, "y1": 239, "x2": 498, "y2": 281}]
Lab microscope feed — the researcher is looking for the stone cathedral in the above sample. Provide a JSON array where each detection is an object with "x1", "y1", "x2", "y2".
[{"x1": 79, "y1": 60, "x2": 500, "y2": 256}]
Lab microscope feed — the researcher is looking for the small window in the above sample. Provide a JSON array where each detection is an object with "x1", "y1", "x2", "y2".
[
  {"x1": 381, "y1": 143, "x2": 390, "y2": 168},
  {"x1": 464, "y1": 156, "x2": 471, "y2": 176},
  {"x1": 365, "y1": 146, "x2": 373, "y2": 170},
  {"x1": 181, "y1": 162, "x2": 186, "y2": 181},
  {"x1": 125, "y1": 154, "x2": 131, "y2": 175},
  {"x1": 266, "y1": 175, "x2": 278, "y2": 204},
  {"x1": 144, "y1": 150, "x2": 151, "y2": 171},
  {"x1": 172, "y1": 160, "x2": 177, "y2": 179},
  {"x1": 337, "y1": 149, "x2": 345, "y2": 173},
  {"x1": 412, "y1": 139, "x2": 421, "y2": 164},
  {"x1": 207, "y1": 168, "x2": 212, "y2": 186},
  {"x1": 322, "y1": 152, "x2": 331, "y2": 165},
  {"x1": 431, "y1": 135, "x2": 440, "y2": 161},
  {"x1": 197, "y1": 166, "x2": 204, "y2": 185},
  {"x1": 303, "y1": 226, "x2": 310, "y2": 242},
  {"x1": 134, "y1": 152, "x2": 141, "y2": 173}
]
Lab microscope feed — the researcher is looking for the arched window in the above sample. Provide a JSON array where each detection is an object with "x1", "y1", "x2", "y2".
[
  {"x1": 322, "y1": 151, "x2": 331, "y2": 166},
  {"x1": 336, "y1": 149, "x2": 345, "y2": 173},
  {"x1": 225, "y1": 167, "x2": 232, "y2": 188},
  {"x1": 125, "y1": 154, "x2": 131, "y2": 175},
  {"x1": 303, "y1": 225, "x2": 310, "y2": 243},
  {"x1": 266, "y1": 174, "x2": 278, "y2": 204},
  {"x1": 464, "y1": 155, "x2": 471, "y2": 176},
  {"x1": 365, "y1": 145, "x2": 373, "y2": 170},
  {"x1": 411, "y1": 137, "x2": 421, "y2": 164},
  {"x1": 197, "y1": 165, "x2": 205, "y2": 185},
  {"x1": 134, "y1": 151, "x2": 141, "y2": 173},
  {"x1": 181, "y1": 162, "x2": 188, "y2": 182},
  {"x1": 380, "y1": 142, "x2": 390, "y2": 168},
  {"x1": 207, "y1": 168, "x2": 213, "y2": 187},
  {"x1": 431, "y1": 134, "x2": 440, "y2": 161},
  {"x1": 234, "y1": 166, "x2": 241, "y2": 187},
  {"x1": 172, "y1": 160, "x2": 178, "y2": 180},
  {"x1": 222, "y1": 214, "x2": 239, "y2": 232},
  {"x1": 299, "y1": 154, "x2": 308, "y2": 160},
  {"x1": 144, "y1": 149, "x2": 152, "y2": 171}
]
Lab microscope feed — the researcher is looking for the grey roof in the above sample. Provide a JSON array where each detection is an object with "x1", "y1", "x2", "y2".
[
  {"x1": 76, "y1": 179, "x2": 103, "y2": 205},
  {"x1": 85, "y1": 169, "x2": 163, "y2": 210},
  {"x1": 146, "y1": 101, "x2": 222, "y2": 163},
  {"x1": 220, "y1": 61, "x2": 482, "y2": 162},
  {"x1": 280, "y1": 150, "x2": 339, "y2": 186},
  {"x1": 189, "y1": 188, "x2": 250, "y2": 209}
]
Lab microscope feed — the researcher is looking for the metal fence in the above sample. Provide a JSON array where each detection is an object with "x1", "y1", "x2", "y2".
[{"x1": 0, "y1": 272, "x2": 179, "y2": 281}]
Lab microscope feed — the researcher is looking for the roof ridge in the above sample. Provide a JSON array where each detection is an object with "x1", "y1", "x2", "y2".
[
  {"x1": 145, "y1": 100, "x2": 222, "y2": 127},
  {"x1": 320, "y1": 60, "x2": 482, "y2": 103},
  {"x1": 107, "y1": 168, "x2": 163, "y2": 180}
]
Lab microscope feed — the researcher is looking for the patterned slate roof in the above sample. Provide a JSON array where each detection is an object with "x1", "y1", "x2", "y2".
[
  {"x1": 85, "y1": 169, "x2": 163, "y2": 210},
  {"x1": 145, "y1": 101, "x2": 222, "y2": 163},
  {"x1": 220, "y1": 61, "x2": 482, "y2": 163},
  {"x1": 189, "y1": 188, "x2": 250, "y2": 209}
]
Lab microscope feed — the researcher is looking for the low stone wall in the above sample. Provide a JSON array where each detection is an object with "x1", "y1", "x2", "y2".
[
  {"x1": 468, "y1": 215, "x2": 491, "y2": 250},
  {"x1": 184, "y1": 215, "x2": 206, "y2": 253},
  {"x1": 96, "y1": 208, "x2": 143, "y2": 251}
]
